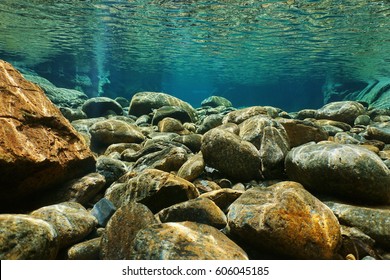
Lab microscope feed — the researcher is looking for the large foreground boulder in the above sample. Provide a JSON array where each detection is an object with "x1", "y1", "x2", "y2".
[{"x1": 0, "y1": 60, "x2": 95, "y2": 211}]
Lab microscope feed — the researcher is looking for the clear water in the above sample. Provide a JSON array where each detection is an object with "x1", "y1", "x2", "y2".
[{"x1": 0, "y1": 0, "x2": 389, "y2": 111}]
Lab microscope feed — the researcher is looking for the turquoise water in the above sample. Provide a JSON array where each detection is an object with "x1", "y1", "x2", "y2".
[{"x1": 0, "y1": 0, "x2": 389, "y2": 111}]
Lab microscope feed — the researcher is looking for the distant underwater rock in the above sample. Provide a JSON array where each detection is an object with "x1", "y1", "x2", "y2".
[
  {"x1": 128, "y1": 91, "x2": 197, "y2": 122},
  {"x1": 82, "y1": 97, "x2": 123, "y2": 118},
  {"x1": 201, "y1": 95, "x2": 233, "y2": 108},
  {"x1": 0, "y1": 60, "x2": 95, "y2": 211},
  {"x1": 316, "y1": 101, "x2": 366, "y2": 125},
  {"x1": 285, "y1": 143, "x2": 390, "y2": 204}
]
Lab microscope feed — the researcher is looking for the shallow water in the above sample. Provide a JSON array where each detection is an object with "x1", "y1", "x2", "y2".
[{"x1": 0, "y1": 0, "x2": 389, "y2": 111}]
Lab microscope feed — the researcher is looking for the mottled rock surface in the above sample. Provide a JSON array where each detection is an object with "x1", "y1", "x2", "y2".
[
  {"x1": 177, "y1": 152, "x2": 205, "y2": 182},
  {"x1": 325, "y1": 201, "x2": 390, "y2": 249},
  {"x1": 201, "y1": 96, "x2": 232, "y2": 108},
  {"x1": 367, "y1": 122, "x2": 390, "y2": 143},
  {"x1": 66, "y1": 237, "x2": 101, "y2": 260},
  {"x1": 128, "y1": 91, "x2": 197, "y2": 122},
  {"x1": 0, "y1": 60, "x2": 95, "y2": 210},
  {"x1": 0, "y1": 214, "x2": 59, "y2": 259},
  {"x1": 285, "y1": 143, "x2": 390, "y2": 204},
  {"x1": 129, "y1": 222, "x2": 248, "y2": 260},
  {"x1": 81, "y1": 97, "x2": 123, "y2": 118},
  {"x1": 30, "y1": 202, "x2": 97, "y2": 249},
  {"x1": 199, "y1": 188, "x2": 244, "y2": 213},
  {"x1": 227, "y1": 181, "x2": 341, "y2": 259},
  {"x1": 201, "y1": 128, "x2": 262, "y2": 181},
  {"x1": 316, "y1": 101, "x2": 366, "y2": 125},
  {"x1": 100, "y1": 202, "x2": 157, "y2": 260},
  {"x1": 156, "y1": 197, "x2": 227, "y2": 229}
]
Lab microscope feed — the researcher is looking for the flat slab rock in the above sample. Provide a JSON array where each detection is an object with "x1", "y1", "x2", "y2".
[
  {"x1": 285, "y1": 143, "x2": 390, "y2": 204},
  {"x1": 0, "y1": 60, "x2": 95, "y2": 210},
  {"x1": 129, "y1": 221, "x2": 248, "y2": 260},
  {"x1": 227, "y1": 181, "x2": 341, "y2": 259}
]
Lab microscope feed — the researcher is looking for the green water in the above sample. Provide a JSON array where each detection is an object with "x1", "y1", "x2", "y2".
[{"x1": 0, "y1": 0, "x2": 389, "y2": 110}]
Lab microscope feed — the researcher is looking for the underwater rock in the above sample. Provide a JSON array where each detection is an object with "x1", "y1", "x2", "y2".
[
  {"x1": 333, "y1": 132, "x2": 364, "y2": 145},
  {"x1": 366, "y1": 122, "x2": 390, "y2": 143},
  {"x1": 114, "y1": 97, "x2": 130, "y2": 108},
  {"x1": 100, "y1": 202, "x2": 157, "y2": 260},
  {"x1": 196, "y1": 114, "x2": 224, "y2": 134},
  {"x1": 82, "y1": 97, "x2": 123, "y2": 118},
  {"x1": 96, "y1": 156, "x2": 129, "y2": 185},
  {"x1": 354, "y1": 114, "x2": 371, "y2": 126},
  {"x1": 201, "y1": 128, "x2": 262, "y2": 182},
  {"x1": 0, "y1": 60, "x2": 95, "y2": 211},
  {"x1": 278, "y1": 118, "x2": 328, "y2": 147},
  {"x1": 105, "y1": 143, "x2": 142, "y2": 156},
  {"x1": 325, "y1": 201, "x2": 390, "y2": 249},
  {"x1": 193, "y1": 179, "x2": 222, "y2": 194},
  {"x1": 90, "y1": 198, "x2": 117, "y2": 227},
  {"x1": 157, "y1": 117, "x2": 187, "y2": 134},
  {"x1": 201, "y1": 96, "x2": 233, "y2": 108},
  {"x1": 198, "y1": 188, "x2": 244, "y2": 213},
  {"x1": 0, "y1": 214, "x2": 59, "y2": 260},
  {"x1": 239, "y1": 115, "x2": 290, "y2": 178},
  {"x1": 296, "y1": 109, "x2": 317, "y2": 120},
  {"x1": 128, "y1": 91, "x2": 197, "y2": 122},
  {"x1": 59, "y1": 107, "x2": 87, "y2": 122},
  {"x1": 156, "y1": 197, "x2": 227, "y2": 229},
  {"x1": 129, "y1": 221, "x2": 248, "y2": 260},
  {"x1": 222, "y1": 106, "x2": 279, "y2": 124},
  {"x1": 227, "y1": 181, "x2": 341, "y2": 259},
  {"x1": 30, "y1": 202, "x2": 97, "y2": 249},
  {"x1": 173, "y1": 134, "x2": 203, "y2": 153},
  {"x1": 151, "y1": 105, "x2": 193, "y2": 125},
  {"x1": 67, "y1": 237, "x2": 101, "y2": 260},
  {"x1": 23, "y1": 73, "x2": 88, "y2": 108},
  {"x1": 105, "y1": 169, "x2": 199, "y2": 213},
  {"x1": 285, "y1": 143, "x2": 390, "y2": 204},
  {"x1": 89, "y1": 119, "x2": 145, "y2": 147},
  {"x1": 315, "y1": 101, "x2": 366, "y2": 125},
  {"x1": 177, "y1": 152, "x2": 205, "y2": 182}
]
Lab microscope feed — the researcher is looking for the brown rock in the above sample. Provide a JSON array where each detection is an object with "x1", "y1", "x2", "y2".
[
  {"x1": 30, "y1": 202, "x2": 97, "y2": 249},
  {"x1": 67, "y1": 237, "x2": 101, "y2": 260},
  {"x1": 156, "y1": 197, "x2": 227, "y2": 229},
  {"x1": 367, "y1": 122, "x2": 390, "y2": 143},
  {"x1": 278, "y1": 118, "x2": 328, "y2": 147},
  {"x1": 177, "y1": 152, "x2": 205, "y2": 182},
  {"x1": 0, "y1": 214, "x2": 59, "y2": 259},
  {"x1": 100, "y1": 202, "x2": 158, "y2": 260},
  {"x1": 157, "y1": 117, "x2": 185, "y2": 133},
  {"x1": 104, "y1": 169, "x2": 199, "y2": 212},
  {"x1": 199, "y1": 188, "x2": 244, "y2": 213},
  {"x1": 193, "y1": 179, "x2": 222, "y2": 194},
  {"x1": 315, "y1": 101, "x2": 366, "y2": 125},
  {"x1": 129, "y1": 222, "x2": 248, "y2": 260},
  {"x1": 227, "y1": 181, "x2": 341, "y2": 259},
  {"x1": 222, "y1": 106, "x2": 279, "y2": 124},
  {"x1": 0, "y1": 60, "x2": 95, "y2": 210},
  {"x1": 201, "y1": 128, "x2": 262, "y2": 181}
]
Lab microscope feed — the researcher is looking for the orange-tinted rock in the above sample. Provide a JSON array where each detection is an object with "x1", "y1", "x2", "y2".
[
  {"x1": 129, "y1": 222, "x2": 248, "y2": 260},
  {"x1": 0, "y1": 60, "x2": 95, "y2": 210},
  {"x1": 227, "y1": 181, "x2": 341, "y2": 259}
]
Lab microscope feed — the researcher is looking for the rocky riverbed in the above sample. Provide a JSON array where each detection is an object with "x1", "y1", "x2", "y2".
[{"x1": 1, "y1": 60, "x2": 390, "y2": 260}]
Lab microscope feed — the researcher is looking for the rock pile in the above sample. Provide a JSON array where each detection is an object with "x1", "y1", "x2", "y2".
[{"x1": 1, "y1": 60, "x2": 389, "y2": 260}]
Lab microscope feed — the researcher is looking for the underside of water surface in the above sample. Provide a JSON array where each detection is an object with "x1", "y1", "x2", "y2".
[{"x1": 0, "y1": 0, "x2": 389, "y2": 111}]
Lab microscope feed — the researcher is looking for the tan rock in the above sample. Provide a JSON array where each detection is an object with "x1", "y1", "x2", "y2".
[
  {"x1": 67, "y1": 237, "x2": 101, "y2": 260},
  {"x1": 100, "y1": 202, "x2": 157, "y2": 260},
  {"x1": 199, "y1": 188, "x2": 244, "y2": 213},
  {"x1": 227, "y1": 181, "x2": 341, "y2": 259},
  {"x1": 0, "y1": 214, "x2": 59, "y2": 259},
  {"x1": 0, "y1": 60, "x2": 95, "y2": 210},
  {"x1": 222, "y1": 106, "x2": 279, "y2": 124},
  {"x1": 129, "y1": 222, "x2": 248, "y2": 260},
  {"x1": 177, "y1": 152, "x2": 205, "y2": 182},
  {"x1": 30, "y1": 202, "x2": 97, "y2": 249}
]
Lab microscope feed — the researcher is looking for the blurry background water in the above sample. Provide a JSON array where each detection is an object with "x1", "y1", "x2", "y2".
[{"x1": 0, "y1": 0, "x2": 389, "y2": 111}]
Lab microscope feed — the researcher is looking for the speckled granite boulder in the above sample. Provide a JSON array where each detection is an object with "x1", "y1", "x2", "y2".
[
  {"x1": 222, "y1": 106, "x2": 279, "y2": 124},
  {"x1": 129, "y1": 222, "x2": 248, "y2": 260},
  {"x1": 30, "y1": 202, "x2": 97, "y2": 249},
  {"x1": 367, "y1": 122, "x2": 390, "y2": 143},
  {"x1": 128, "y1": 91, "x2": 197, "y2": 122},
  {"x1": 325, "y1": 201, "x2": 390, "y2": 249},
  {"x1": 0, "y1": 60, "x2": 95, "y2": 211},
  {"x1": 0, "y1": 214, "x2": 59, "y2": 259},
  {"x1": 66, "y1": 237, "x2": 101, "y2": 260},
  {"x1": 82, "y1": 97, "x2": 123, "y2": 118},
  {"x1": 315, "y1": 101, "x2": 366, "y2": 125},
  {"x1": 285, "y1": 143, "x2": 390, "y2": 204},
  {"x1": 100, "y1": 202, "x2": 158, "y2": 260},
  {"x1": 227, "y1": 181, "x2": 341, "y2": 259},
  {"x1": 156, "y1": 197, "x2": 227, "y2": 229},
  {"x1": 201, "y1": 96, "x2": 232, "y2": 108},
  {"x1": 199, "y1": 189, "x2": 244, "y2": 213},
  {"x1": 177, "y1": 152, "x2": 205, "y2": 182},
  {"x1": 239, "y1": 115, "x2": 290, "y2": 178},
  {"x1": 201, "y1": 128, "x2": 262, "y2": 181}
]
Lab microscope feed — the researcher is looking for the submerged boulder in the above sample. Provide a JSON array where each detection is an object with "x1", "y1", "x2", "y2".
[
  {"x1": 0, "y1": 60, "x2": 95, "y2": 211},
  {"x1": 315, "y1": 101, "x2": 366, "y2": 125}
]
